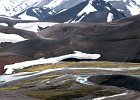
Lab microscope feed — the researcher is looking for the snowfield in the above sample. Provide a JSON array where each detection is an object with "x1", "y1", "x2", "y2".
[
  {"x1": 107, "y1": 13, "x2": 114, "y2": 22},
  {"x1": 0, "y1": 32, "x2": 27, "y2": 43},
  {"x1": 18, "y1": 12, "x2": 39, "y2": 20},
  {"x1": 77, "y1": 2, "x2": 97, "y2": 17},
  {"x1": 14, "y1": 22, "x2": 58, "y2": 32},
  {"x1": 4, "y1": 51, "x2": 101, "y2": 74}
]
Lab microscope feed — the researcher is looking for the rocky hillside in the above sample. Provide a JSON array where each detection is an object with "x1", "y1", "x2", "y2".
[{"x1": 0, "y1": 14, "x2": 140, "y2": 74}]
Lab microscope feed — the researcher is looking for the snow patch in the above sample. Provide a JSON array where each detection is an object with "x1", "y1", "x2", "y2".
[
  {"x1": 107, "y1": 13, "x2": 114, "y2": 22},
  {"x1": 134, "y1": 0, "x2": 140, "y2": 5},
  {"x1": 0, "y1": 32, "x2": 27, "y2": 43},
  {"x1": 44, "y1": 0, "x2": 63, "y2": 9},
  {"x1": 127, "y1": 1, "x2": 140, "y2": 15},
  {"x1": 77, "y1": 2, "x2": 97, "y2": 16},
  {"x1": 14, "y1": 22, "x2": 58, "y2": 32},
  {"x1": 0, "y1": 0, "x2": 41, "y2": 16},
  {"x1": 4, "y1": 51, "x2": 100, "y2": 74},
  {"x1": 0, "y1": 23, "x2": 8, "y2": 26},
  {"x1": 18, "y1": 12, "x2": 38, "y2": 20},
  {"x1": 105, "y1": 6, "x2": 111, "y2": 10},
  {"x1": 56, "y1": 9, "x2": 67, "y2": 14},
  {"x1": 117, "y1": 9, "x2": 124, "y2": 12}
]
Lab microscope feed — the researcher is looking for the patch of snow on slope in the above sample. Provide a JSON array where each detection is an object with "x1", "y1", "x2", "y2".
[
  {"x1": 127, "y1": 1, "x2": 140, "y2": 15},
  {"x1": 76, "y1": 15, "x2": 87, "y2": 22},
  {"x1": 0, "y1": 0, "x2": 13, "y2": 15},
  {"x1": 107, "y1": 13, "x2": 114, "y2": 22},
  {"x1": 0, "y1": 0, "x2": 41, "y2": 16},
  {"x1": 105, "y1": 6, "x2": 111, "y2": 10},
  {"x1": 77, "y1": 2, "x2": 97, "y2": 16},
  {"x1": 18, "y1": 12, "x2": 38, "y2": 20},
  {"x1": 117, "y1": 9, "x2": 124, "y2": 12},
  {"x1": 4, "y1": 51, "x2": 101, "y2": 74},
  {"x1": 15, "y1": 23, "x2": 39, "y2": 32},
  {"x1": 56, "y1": 9, "x2": 67, "y2": 14},
  {"x1": 14, "y1": 22, "x2": 58, "y2": 32},
  {"x1": 0, "y1": 23, "x2": 8, "y2": 26},
  {"x1": 64, "y1": 19, "x2": 73, "y2": 23},
  {"x1": 44, "y1": 0, "x2": 64, "y2": 9},
  {"x1": 0, "y1": 32, "x2": 27, "y2": 43},
  {"x1": 134, "y1": 0, "x2": 140, "y2": 5}
]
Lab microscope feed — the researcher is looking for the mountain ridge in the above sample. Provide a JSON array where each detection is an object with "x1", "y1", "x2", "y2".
[
  {"x1": 17, "y1": 0, "x2": 140, "y2": 23},
  {"x1": 0, "y1": 0, "x2": 140, "y2": 23}
]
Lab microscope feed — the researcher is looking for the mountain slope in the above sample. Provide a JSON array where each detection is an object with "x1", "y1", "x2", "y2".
[
  {"x1": 0, "y1": 0, "x2": 43, "y2": 16},
  {"x1": 37, "y1": 14, "x2": 140, "y2": 62},
  {"x1": 44, "y1": 0, "x2": 125, "y2": 23},
  {"x1": 16, "y1": 0, "x2": 140, "y2": 23},
  {"x1": 18, "y1": 0, "x2": 86, "y2": 20},
  {"x1": 0, "y1": 0, "x2": 140, "y2": 23},
  {"x1": 0, "y1": 14, "x2": 140, "y2": 63}
]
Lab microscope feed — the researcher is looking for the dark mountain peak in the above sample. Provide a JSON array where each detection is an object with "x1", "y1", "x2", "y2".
[
  {"x1": 25, "y1": 7, "x2": 53, "y2": 20},
  {"x1": 44, "y1": 0, "x2": 125, "y2": 23},
  {"x1": 11, "y1": 0, "x2": 140, "y2": 23}
]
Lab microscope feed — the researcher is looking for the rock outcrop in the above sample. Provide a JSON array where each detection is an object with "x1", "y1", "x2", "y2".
[{"x1": 88, "y1": 74, "x2": 140, "y2": 92}]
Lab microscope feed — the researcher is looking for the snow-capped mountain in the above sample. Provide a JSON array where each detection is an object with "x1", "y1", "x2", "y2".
[
  {"x1": 16, "y1": 0, "x2": 140, "y2": 23},
  {"x1": 0, "y1": 0, "x2": 140, "y2": 23},
  {"x1": 0, "y1": 0, "x2": 43, "y2": 16},
  {"x1": 24, "y1": 0, "x2": 124, "y2": 23},
  {"x1": 107, "y1": 0, "x2": 140, "y2": 16},
  {"x1": 0, "y1": 0, "x2": 85, "y2": 17},
  {"x1": 44, "y1": 0, "x2": 125, "y2": 23},
  {"x1": 17, "y1": 0, "x2": 86, "y2": 20}
]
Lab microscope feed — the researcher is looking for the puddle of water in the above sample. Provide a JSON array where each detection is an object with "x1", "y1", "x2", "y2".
[{"x1": 73, "y1": 75, "x2": 92, "y2": 85}]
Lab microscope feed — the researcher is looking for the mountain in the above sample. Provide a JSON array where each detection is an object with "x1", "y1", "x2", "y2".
[
  {"x1": 37, "y1": 14, "x2": 140, "y2": 62},
  {"x1": 17, "y1": 0, "x2": 86, "y2": 20},
  {"x1": 0, "y1": 0, "x2": 85, "y2": 17},
  {"x1": 0, "y1": 0, "x2": 43, "y2": 16},
  {"x1": 44, "y1": 0, "x2": 125, "y2": 23},
  {"x1": 0, "y1": 14, "x2": 140, "y2": 69},
  {"x1": 108, "y1": 0, "x2": 140, "y2": 16},
  {"x1": 0, "y1": 0, "x2": 140, "y2": 23},
  {"x1": 17, "y1": 0, "x2": 140, "y2": 23}
]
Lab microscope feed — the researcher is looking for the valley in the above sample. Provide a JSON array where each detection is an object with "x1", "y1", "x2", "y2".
[
  {"x1": 1, "y1": 61, "x2": 140, "y2": 100},
  {"x1": 0, "y1": 0, "x2": 140, "y2": 100}
]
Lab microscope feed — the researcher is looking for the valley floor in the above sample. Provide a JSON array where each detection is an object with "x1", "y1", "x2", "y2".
[{"x1": 0, "y1": 61, "x2": 140, "y2": 100}]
